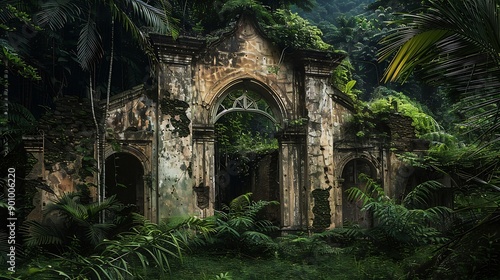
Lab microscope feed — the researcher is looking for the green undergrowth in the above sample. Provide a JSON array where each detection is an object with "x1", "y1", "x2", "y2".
[{"x1": 165, "y1": 247, "x2": 434, "y2": 280}]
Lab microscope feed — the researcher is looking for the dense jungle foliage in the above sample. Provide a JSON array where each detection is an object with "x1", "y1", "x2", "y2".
[{"x1": 2, "y1": 0, "x2": 500, "y2": 279}]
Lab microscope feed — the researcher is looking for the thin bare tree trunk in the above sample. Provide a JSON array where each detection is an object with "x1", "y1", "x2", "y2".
[
  {"x1": 101, "y1": 20, "x2": 115, "y2": 219},
  {"x1": 89, "y1": 74, "x2": 101, "y2": 204}
]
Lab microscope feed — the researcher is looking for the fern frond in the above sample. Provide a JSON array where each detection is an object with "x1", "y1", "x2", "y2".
[
  {"x1": 229, "y1": 192, "x2": 252, "y2": 213},
  {"x1": 245, "y1": 200, "x2": 279, "y2": 218},
  {"x1": 403, "y1": 180, "x2": 446, "y2": 207},
  {"x1": 241, "y1": 230, "x2": 273, "y2": 244}
]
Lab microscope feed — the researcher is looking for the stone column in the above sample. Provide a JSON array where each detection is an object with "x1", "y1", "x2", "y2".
[
  {"x1": 278, "y1": 128, "x2": 307, "y2": 230},
  {"x1": 192, "y1": 125, "x2": 215, "y2": 218}
]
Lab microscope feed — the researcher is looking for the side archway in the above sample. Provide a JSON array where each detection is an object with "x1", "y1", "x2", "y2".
[
  {"x1": 104, "y1": 145, "x2": 152, "y2": 218},
  {"x1": 340, "y1": 157, "x2": 378, "y2": 227}
]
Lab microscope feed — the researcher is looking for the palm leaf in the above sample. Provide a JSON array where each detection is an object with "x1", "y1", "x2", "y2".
[
  {"x1": 36, "y1": 0, "x2": 82, "y2": 30},
  {"x1": 403, "y1": 180, "x2": 446, "y2": 207},
  {"x1": 381, "y1": 29, "x2": 450, "y2": 83},
  {"x1": 77, "y1": 17, "x2": 103, "y2": 71},
  {"x1": 229, "y1": 192, "x2": 252, "y2": 213},
  {"x1": 106, "y1": 0, "x2": 178, "y2": 64},
  {"x1": 22, "y1": 220, "x2": 66, "y2": 247},
  {"x1": 379, "y1": 0, "x2": 500, "y2": 140}
]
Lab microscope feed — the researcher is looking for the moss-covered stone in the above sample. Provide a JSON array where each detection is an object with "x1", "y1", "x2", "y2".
[{"x1": 312, "y1": 188, "x2": 331, "y2": 229}]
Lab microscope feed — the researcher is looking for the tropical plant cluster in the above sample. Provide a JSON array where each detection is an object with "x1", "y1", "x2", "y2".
[{"x1": 0, "y1": 191, "x2": 274, "y2": 279}]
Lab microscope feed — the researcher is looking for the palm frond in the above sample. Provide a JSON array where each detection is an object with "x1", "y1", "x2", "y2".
[
  {"x1": 85, "y1": 222, "x2": 116, "y2": 246},
  {"x1": 22, "y1": 220, "x2": 66, "y2": 247},
  {"x1": 379, "y1": 0, "x2": 500, "y2": 139},
  {"x1": 77, "y1": 17, "x2": 103, "y2": 71},
  {"x1": 403, "y1": 180, "x2": 446, "y2": 207},
  {"x1": 380, "y1": 29, "x2": 450, "y2": 83},
  {"x1": 119, "y1": 0, "x2": 174, "y2": 34},
  {"x1": 229, "y1": 192, "x2": 252, "y2": 213},
  {"x1": 36, "y1": 0, "x2": 82, "y2": 30},
  {"x1": 44, "y1": 194, "x2": 87, "y2": 221}
]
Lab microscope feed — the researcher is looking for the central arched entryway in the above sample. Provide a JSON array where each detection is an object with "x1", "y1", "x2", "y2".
[
  {"x1": 214, "y1": 88, "x2": 280, "y2": 223},
  {"x1": 105, "y1": 153, "x2": 145, "y2": 214}
]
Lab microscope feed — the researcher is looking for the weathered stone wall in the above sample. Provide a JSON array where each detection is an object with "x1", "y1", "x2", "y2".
[
  {"x1": 332, "y1": 112, "x2": 426, "y2": 226},
  {"x1": 104, "y1": 88, "x2": 156, "y2": 219},
  {"x1": 106, "y1": 86, "x2": 155, "y2": 138},
  {"x1": 29, "y1": 96, "x2": 98, "y2": 219},
  {"x1": 304, "y1": 58, "x2": 352, "y2": 229},
  {"x1": 387, "y1": 114, "x2": 416, "y2": 151},
  {"x1": 28, "y1": 17, "x2": 421, "y2": 231},
  {"x1": 279, "y1": 132, "x2": 307, "y2": 229},
  {"x1": 27, "y1": 91, "x2": 158, "y2": 221},
  {"x1": 24, "y1": 15, "x2": 428, "y2": 232},
  {"x1": 194, "y1": 15, "x2": 295, "y2": 124}
]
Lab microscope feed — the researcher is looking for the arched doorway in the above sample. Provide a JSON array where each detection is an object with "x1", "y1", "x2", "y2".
[
  {"x1": 105, "y1": 153, "x2": 145, "y2": 214},
  {"x1": 341, "y1": 158, "x2": 377, "y2": 227},
  {"x1": 214, "y1": 89, "x2": 280, "y2": 223}
]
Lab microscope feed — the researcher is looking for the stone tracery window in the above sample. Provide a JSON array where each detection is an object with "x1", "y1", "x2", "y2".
[{"x1": 215, "y1": 89, "x2": 276, "y2": 123}]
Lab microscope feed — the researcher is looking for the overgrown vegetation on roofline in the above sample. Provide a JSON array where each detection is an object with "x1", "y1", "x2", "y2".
[{"x1": 170, "y1": 0, "x2": 339, "y2": 53}]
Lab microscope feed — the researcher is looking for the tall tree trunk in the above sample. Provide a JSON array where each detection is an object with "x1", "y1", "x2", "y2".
[
  {"x1": 101, "y1": 20, "x2": 114, "y2": 218},
  {"x1": 89, "y1": 74, "x2": 101, "y2": 204}
]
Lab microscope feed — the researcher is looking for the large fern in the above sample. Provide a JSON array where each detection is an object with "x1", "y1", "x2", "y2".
[
  {"x1": 2, "y1": 102, "x2": 38, "y2": 155},
  {"x1": 19, "y1": 215, "x2": 208, "y2": 279},
  {"x1": 346, "y1": 175, "x2": 451, "y2": 248},
  {"x1": 214, "y1": 193, "x2": 279, "y2": 253},
  {"x1": 22, "y1": 193, "x2": 130, "y2": 255}
]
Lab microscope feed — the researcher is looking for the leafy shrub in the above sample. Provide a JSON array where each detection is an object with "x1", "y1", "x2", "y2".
[
  {"x1": 369, "y1": 88, "x2": 440, "y2": 136},
  {"x1": 266, "y1": 9, "x2": 332, "y2": 51}
]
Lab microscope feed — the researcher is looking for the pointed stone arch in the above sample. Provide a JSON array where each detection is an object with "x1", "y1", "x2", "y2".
[
  {"x1": 337, "y1": 153, "x2": 381, "y2": 181},
  {"x1": 152, "y1": 15, "x2": 350, "y2": 230}
]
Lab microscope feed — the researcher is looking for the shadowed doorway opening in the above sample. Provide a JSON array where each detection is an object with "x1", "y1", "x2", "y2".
[
  {"x1": 341, "y1": 158, "x2": 377, "y2": 228},
  {"x1": 105, "y1": 152, "x2": 145, "y2": 214}
]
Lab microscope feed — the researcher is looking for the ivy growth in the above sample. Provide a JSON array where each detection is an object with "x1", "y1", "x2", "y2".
[
  {"x1": 331, "y1": 59, "x2": 360, "y2": 102},
  {"x1": 266, "y1": 9, "x2": 332, "y2": 51},
  {"x1": 369, "y1": 87, "x2": 440, "y2": 137},
  {"x1": 0, "y1": 4, "x2": 42, "y2": 85},
  {"x1": 348, "y1": 87, "x2": 440, "y2": 140}
]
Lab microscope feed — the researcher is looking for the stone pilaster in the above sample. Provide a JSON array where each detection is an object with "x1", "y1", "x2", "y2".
[
  {"x1": 153, "y1": 36, "x2": 204, "y2": 219},
  {"x1": 278, "y1": 127, "x2": 307, "y2": 230}
]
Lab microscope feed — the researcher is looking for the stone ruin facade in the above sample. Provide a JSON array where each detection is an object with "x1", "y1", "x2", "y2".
[{"x1": 25, "y1": 16, "x2": 433, "y2": 231}]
